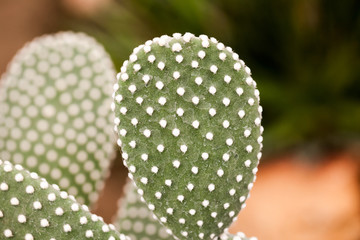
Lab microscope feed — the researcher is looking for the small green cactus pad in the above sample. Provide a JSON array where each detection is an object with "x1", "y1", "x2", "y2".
[
  {"x1": 113, "y1": 33, "x2": 263, "y2": 239},
  {"x1": 0, "y1": 159, "x2": 129, "y2": 240},
  {"x1": 219, "y1": 232, "x2": 257, "y2": 240},
  {"x1": 0, "y1": 32, "x2": 116, "y2": 206},
  {"x1": 114, "y1": 180, "x2": 170, "y2": 240}
]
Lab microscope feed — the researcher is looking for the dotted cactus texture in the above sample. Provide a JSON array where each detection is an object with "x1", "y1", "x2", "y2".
[
  {"x1": 0, "y1": 159, "x2": 129, "y2": 240},
  {"x1": 219, "y1": 232, "x2": 257, "y2": 240},
  {"x1": 113, "y1": 33, "x2": 263, "y2": 240},
  {"x1": 0, "y1": 32, "x2": 116, "y2": 206},
  {"x1": 114, "y1": 180, "x2": 170, "y2": 240}
]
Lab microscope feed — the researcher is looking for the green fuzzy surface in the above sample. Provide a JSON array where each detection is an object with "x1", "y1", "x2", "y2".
[
  {"x1": 113, "y1": 33, "x2": 263, "y2": 239},
  {"x1": 114, "y1": 181, "x2": 255, "y2": 240},
  {"x1": 114, "y1": 180, "x2": 170, "y2": 240},
  {"x1": 0, "y1": 32, "x2": 116, "y2": 207},
  {"x1": 114, "y1": 181, "x2": 256, "y2": 240},
  {"x1": 0, "y1": 159, "x2": 129, "y2": 240},
  {"x1": 219, "y1": 232, "x2": 257, "y2": 240}
]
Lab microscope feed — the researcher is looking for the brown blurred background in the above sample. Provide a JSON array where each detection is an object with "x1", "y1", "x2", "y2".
[{"x1": 0, "y1": 0, "x2": 359, "y2": 239}]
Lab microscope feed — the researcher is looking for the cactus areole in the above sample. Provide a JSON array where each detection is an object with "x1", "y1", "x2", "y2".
[{"x1": 113, "y1": 33, "x2": 263, "y2": 239}]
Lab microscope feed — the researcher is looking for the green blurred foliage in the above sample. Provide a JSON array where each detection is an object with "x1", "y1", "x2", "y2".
[{"x1": 62, "y1": 0, "x2": 360, "y2": 152}]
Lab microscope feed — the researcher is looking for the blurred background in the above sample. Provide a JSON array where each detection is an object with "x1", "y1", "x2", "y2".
[{"x1": 0, "y1": 0, "x2": 359, "y2": 239}]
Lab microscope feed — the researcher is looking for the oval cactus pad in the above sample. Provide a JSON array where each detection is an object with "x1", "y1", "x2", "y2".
[
  {"x1": 113, "y1": 33, "x2": 263, "y2": 239},
  {"x1": 0, "y1": 32, "x2": 116, "y2": 206},
  {"x1": 0, "y1": 159, "x2": 129, "y2": 240},
  {"x1": 114, "y1": 180, "x2": 170, "y2": 240}
]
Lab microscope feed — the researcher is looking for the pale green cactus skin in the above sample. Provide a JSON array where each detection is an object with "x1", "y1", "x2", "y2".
[
  {"x1": 0, "y1": 159, "x2": 130, "y2": 240},
  {"x1": 113, "y1": 33, "x2": 263, "y2": 239},
  {"x1": 219, "y1": 232, "x2": 258, "y2": 240},
  {"x1": 113, "y1": 181, "x2": 256, "y2": 240},
  {"x1": 0, "y1": 32, "x2": 116, "y2": 207},
  {"x1": 114, "y1": 180, "x2": 170, "y2": 240}
]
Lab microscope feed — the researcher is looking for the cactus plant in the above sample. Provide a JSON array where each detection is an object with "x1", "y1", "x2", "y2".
[
  {"x1": 114, "y1": 180, "x2": 257, "y2": 240},
  {"x1": 0, "y1": 31, "x2": 262, "y2": 240},
  {"x1": 114, "y1": 180, "x2": 170, "y2": 240},
  {"x1": 219, "y1": 232, "x2": 257, "y2": 240},
  {"x1": 0, "y1": 159, "x2": 130, "y2": 240},
  {"x1": 113, "y1": 33, "x2": 263, "y2": 239},
  {"x1": 0, "y1": 32, "x2": 116, "y2": 207}
]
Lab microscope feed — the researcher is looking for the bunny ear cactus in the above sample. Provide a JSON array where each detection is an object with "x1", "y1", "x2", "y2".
[
  {"x1": 220, "y1": 232, "x2": 258, "y2": 240},
  {"x1": 114, "y1": 180, "x2": 170, "y2": 240},
  {"x1": 0, "y1": 159, "x2": 130, "y2": 240},
  {"x1": 113, "y1": 33, "x2": 263, "y2": 239},
  {"x1": 114, "y1": 181, "x2": 256, "y2": 240},
  {"x1": 0, "y1": 32, "x2": 116, "y2": 207}
]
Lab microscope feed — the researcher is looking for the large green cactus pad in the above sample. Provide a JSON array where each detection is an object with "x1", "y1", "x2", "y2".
[
  {"x1": 113, "y1": 33, "x2": 263, "y2": 239},
  {"x1": 114, "y1": 180, "x2": 170, "y2": 240},
  {"x1": 0, "y1": 32, "x2": 116, "y2": 206},
  {"x1": 0, "y1": 159, "x2": 129, "y2": 240}
]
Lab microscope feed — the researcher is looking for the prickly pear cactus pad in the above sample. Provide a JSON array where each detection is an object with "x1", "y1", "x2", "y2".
[
  {"x1": 114, "y1": 180, "x2": 170, "y2": 240},
  {"x1": 219, "y1": 232, "x2": 257, "y2": 240},
  {"x1": 0, "y1": 159, "x2": 129, "y2": 240},
  {"x1": 113, "y1": 33, "x2": 263, "y2": 239},
  {"x1": 0, "y1": 32, "x2": 116, "y2": 206}
]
